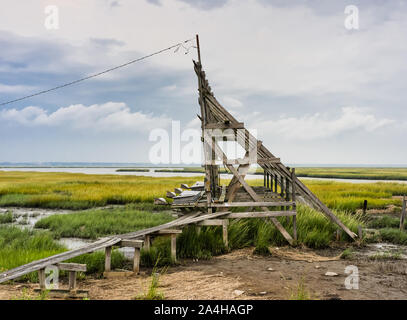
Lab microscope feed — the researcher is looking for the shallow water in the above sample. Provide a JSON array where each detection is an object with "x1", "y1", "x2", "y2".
[{"x1": 1, "y1": 167, "x2": 407, "y2": 183}]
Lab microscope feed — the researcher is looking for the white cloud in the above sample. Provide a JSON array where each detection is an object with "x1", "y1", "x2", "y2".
[
  {"x1": 221, "y1": 96, "x2": 243, "y2": 108},
  {"x1": 0, "y1": 102, "x2": 171, "y2": 133},
  {"x1": 254, "y1": 107, "x2": 394, "y2": 140},
  {"x1": 0, "y1": 84, "x2": 36, "y2": 93}
]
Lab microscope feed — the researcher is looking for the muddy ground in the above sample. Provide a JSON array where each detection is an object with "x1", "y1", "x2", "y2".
[{"x1": 1, "y1": 246, "x2": 407, "y2": 300}]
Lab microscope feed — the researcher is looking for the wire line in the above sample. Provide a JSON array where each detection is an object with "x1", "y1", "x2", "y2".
[{"x1": 0, "y1": 38, "x2": 195, "y2": 107}]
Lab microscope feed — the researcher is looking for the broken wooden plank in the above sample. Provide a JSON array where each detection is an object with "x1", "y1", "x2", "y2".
[{"x1": 225, "y1": 211, "x2": 296, "y2": 218}]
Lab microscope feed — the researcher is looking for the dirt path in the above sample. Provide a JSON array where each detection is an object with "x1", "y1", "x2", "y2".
[{"x1": 2, "y1": 246, "x2": 407, "y2": 300}]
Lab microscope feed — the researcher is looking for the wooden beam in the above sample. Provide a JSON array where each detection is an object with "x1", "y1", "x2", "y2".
[
  {"x1": 120, "y1": 239, "x2": 144, "y2": 248},
  {"x1": 56, "y1": 263, "x2": 86, "y2": 272},
  {"x1": 209, "y1": 140, "x2": 294, "y2": 244},
  {"x1": 204, "y1": 122, "x2": 244, "y2": 129},
  {"x1": 225, "y1": 211, "x2": 296, "y2": 219},
  {"x1": 197, "y1": 219, "x2": 225, "y2": 226},
  {"x1": 156, "y1": 229, "x2": 182, "y2": 235}
]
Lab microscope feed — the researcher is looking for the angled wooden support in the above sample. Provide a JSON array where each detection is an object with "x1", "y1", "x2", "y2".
[{"x1": 208, "y1": 139, "x2": 294, "y2": 245}]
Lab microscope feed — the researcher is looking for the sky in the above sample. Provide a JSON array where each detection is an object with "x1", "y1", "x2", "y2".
[{"x1": 0, "y1": 0, "x2": 406, "y2": 165}]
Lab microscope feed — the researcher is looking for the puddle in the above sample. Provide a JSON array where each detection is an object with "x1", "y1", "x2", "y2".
[
  {"x1": 357, "y1": 243, "x2": 407, "y2": 260},
  {"x1": 0, "y1": 207, "x2": 137, "y2": 260}
]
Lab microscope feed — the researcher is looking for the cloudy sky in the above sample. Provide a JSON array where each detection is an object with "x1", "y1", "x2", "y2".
[{"x1": 0, "y1": 0, "x2": 406, "y2": 165}]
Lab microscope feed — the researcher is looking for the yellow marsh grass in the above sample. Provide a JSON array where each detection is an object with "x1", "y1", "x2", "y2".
[
  {"x1": 0, "y1": 171, "x2": 406, "y2": 211},
  {"x1": 0, "y1": 171, "x2": 201, "y2": 209}
]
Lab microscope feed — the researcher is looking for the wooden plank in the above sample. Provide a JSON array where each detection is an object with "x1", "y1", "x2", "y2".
[
  {"x1": 120, "y1": 240, "x2": 144, "y2": 248},
  {"x1": 213, "y1": 201, "x2": 295, "y2": 208},
  {"x1": 204, "y1": 122, "x2": 244, "y2": 129},
  {"x1": 56, "y1": 263, "x2": 86, "y2": 272},
  {"x1": 257, "y1": 158, "x2": 281, "y2": 164},
  {"x1": 225, "y1": 211, "x2": 296, "y2": 218},
  {"x1": 156, "y1": 229, "x2": 183, "y2": 235},
  {"x1": 197, "y1": 219, "x2": 224, "y2": 226}
]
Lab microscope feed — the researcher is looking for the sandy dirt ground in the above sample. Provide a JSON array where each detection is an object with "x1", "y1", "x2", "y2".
[{"x1": 1, "y1": 246, "x2": 407, "y2": 300}]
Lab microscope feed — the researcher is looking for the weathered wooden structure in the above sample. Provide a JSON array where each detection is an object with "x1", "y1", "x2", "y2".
[
  {"x1": 0, "y1": 35, "x2": 356, "y2": 289},
  {"x1": 170, "y1": 35, "x2": 356, "y2": 244}
]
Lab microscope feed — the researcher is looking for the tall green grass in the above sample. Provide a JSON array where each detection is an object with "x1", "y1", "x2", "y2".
[{"x1": 35, "y1": 205, "x2": 175, "y2": 239}]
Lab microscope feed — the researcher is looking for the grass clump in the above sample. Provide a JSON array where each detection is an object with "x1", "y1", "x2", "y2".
[
  {"x1": 368, "y1": 216, "x2": 402, "y2": 229},
  {"x1": 35, "y1": 206, "x2": 175, "y2": 239},
  {"x1": 289, "y1": 277, "x2": 311, "y2": 300},
  {"x1": 376, "y1": 228, "x2": 407, "y2": 245},
  {"x1": 135, "y1": 261, "x2": 166, "y2": 300},
  {"x1": 0, "y1": 226, "x2": 66, "y2": 282},
  {"x1": 340, "y1": 248, "x2": 354, "y2": 259},
  {"x1": 0, "y1": 211, "x2": 13, "y2": 224},
  {"x1": 368, "y1": 251, "x2": 402, "y2": 260}
]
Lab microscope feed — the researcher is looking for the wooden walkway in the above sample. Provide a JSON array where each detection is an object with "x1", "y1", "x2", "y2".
[{"x1": 0, "y1": 211, "x2": 230, "y2": 284}]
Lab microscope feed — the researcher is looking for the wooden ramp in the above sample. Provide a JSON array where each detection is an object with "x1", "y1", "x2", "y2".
[{"x1": 0, "y1": 211, "x2": 230, "y2": 284}]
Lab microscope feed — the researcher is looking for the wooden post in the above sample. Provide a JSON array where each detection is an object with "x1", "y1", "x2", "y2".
[
  {"x1": 291, "y1": 169, "x2": 297, "y2": 241},
  {"x1": 133, "y1": 248, "x2": 141, "y2": 274},
  {"x1": 400, "y1": 195, "x2": 406, "y2": 231},
  {"x1": 266, "y1": 172, "x2": 270, "y2": 189},
  {"x1": 336, "y1": 229, "x2": 341, "y2": 241},
  {"x1": 38, "y1": 268, "x2": 46, "y2": 290},
  {"x1": 171, "y1": 234, "x2": 177, "y2": 262},
  {"x1": 196, "y1": 34, "x2": 201, "y2": 64},
  {"x1": 285, "y1": 176, "x2": 290, "y2": 224},
  {"x1": 144, "y1": 235, "x2": 151, "y2": 251},
  {"x1": 105, "y1": 246, "x2": 112, "y2": 272},
  {"x1": 68, "y1": 271, "x2": 76, "y2": 291},
  {"x1": 363, "y1": 200, "x2": 368, "y2": 215},
  {"x1": 222, "y1": 220, "x2": 229, "y2": 248},
  {"x1": 358, "y1": 225, "x2": 363, "y2": 239}
]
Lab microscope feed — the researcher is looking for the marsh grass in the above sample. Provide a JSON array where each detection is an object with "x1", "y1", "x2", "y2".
[
  {"x1": 376, "y1": 228, "x2": 407, "y2": 245},
  {"x1": 0, "y1": 211, "x2": 13, "y2": 224},
  {"x1": 135, "y1": 260, "x2": 166, "y2": 300},
  {"x1": 0, "y1": 172, "x2": 201, "y2": 209},
  {"x1": 0, "y1": 226, "x2": 66, "y2": 282},
  {"x1": 368, "y1": 251, "x2": 402, "y2": 260},
  {"x1": 340, "y1": 248, "x2": 354, "y2": 259},
  {"x1": 295, "y1": 167, "x2": 407, "y2": 181},
  {"x1": 368, "y1": 216, "x2": 404, "y2": 229},
  {"x1": 289, "y1": 277, "x2": 311, "y2": 300},
  {"x1": 0, "y1": 225, "x2": 126, "y2": 281},
  {"x1": 35, "y1": 205, "x2": 175, "y2": 239}
]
